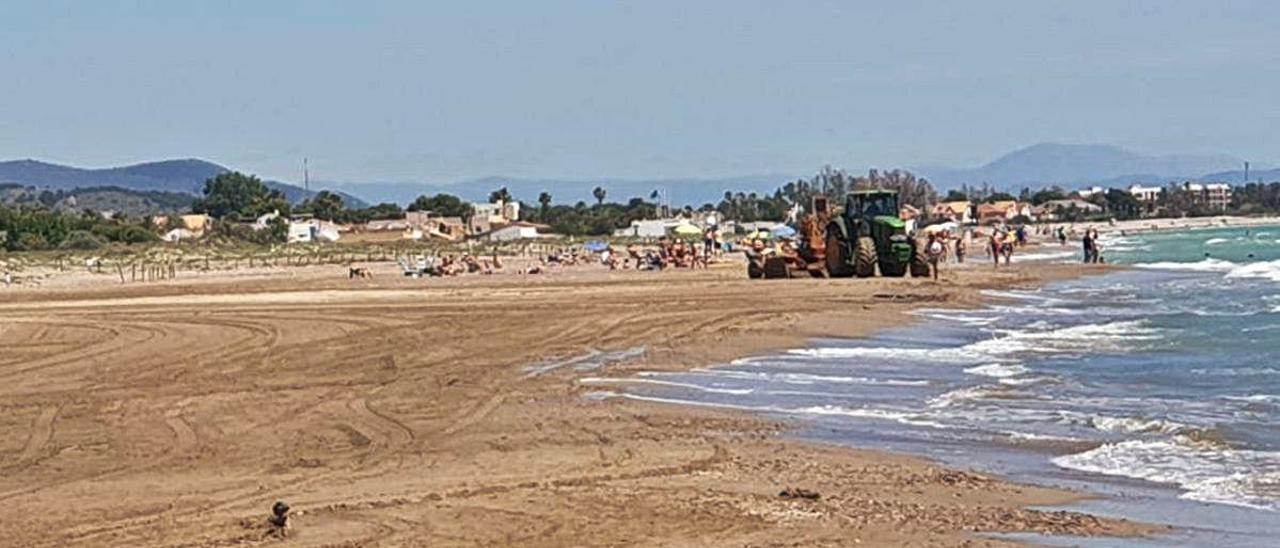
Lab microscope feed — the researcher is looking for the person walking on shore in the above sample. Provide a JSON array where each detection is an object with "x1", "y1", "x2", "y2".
[
  {"x1": 955, "y1": 234, "x2": 967, "y2": 264},
  {"x1": 926, "y1": 234, "x2": 944, "y2": 280},
  {"x1": 990, "y1": 230, "x2": 1003, "y2": 268}
]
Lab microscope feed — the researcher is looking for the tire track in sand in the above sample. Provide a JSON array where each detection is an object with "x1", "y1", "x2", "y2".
[{"x1": 5, "y1": 406, "x2": 59, "y2": 472}]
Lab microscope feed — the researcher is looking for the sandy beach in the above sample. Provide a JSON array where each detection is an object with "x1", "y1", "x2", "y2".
[{"x1": 0, "y1": 258, "x2": 1158, "y2": 546}]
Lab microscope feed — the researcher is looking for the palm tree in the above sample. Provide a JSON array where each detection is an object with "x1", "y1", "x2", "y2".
[
  {"x1": 592, "y1": 186, "x2": 607, "y2": 205},
  {"x1": 489, "y1": 187, "x2": 512, "y2": 204},
  {"x1": 538, "y1": 191, "x2": 552, "y2": 220}
]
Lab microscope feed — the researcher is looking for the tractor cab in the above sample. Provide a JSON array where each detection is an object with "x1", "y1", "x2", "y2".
[{"x1": 849, "y1": 190, "x2": 898, "y2": 221}]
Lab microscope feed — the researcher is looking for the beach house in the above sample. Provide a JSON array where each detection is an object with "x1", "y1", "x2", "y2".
[
  {"x1": 470, "y1": 200, "x2": 521, "y2": 234},
  {"x1": 930, "y1": 201, "x2": 973, "y2": 224},
  {"x1": 1183, "y1": 182, "x2": 1233, "y2": 211},
  {"x1": 976, "y1": 201, "x2": 1031, "y2": 224}
]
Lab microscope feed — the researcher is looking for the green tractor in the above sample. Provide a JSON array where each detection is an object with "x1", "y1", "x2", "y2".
[{"x1": 823, "y1": 189, "x2": 931, "y2": 278}]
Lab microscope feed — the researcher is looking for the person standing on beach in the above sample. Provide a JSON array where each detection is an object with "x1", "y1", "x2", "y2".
[
  {"x1": 1082, "y1": 228, "x2": 1096, "y2": 263},
  {"x1": 955, "y1": 234, "x2": 967, "y2": 264},
  {"x1": 1057, "y1": 226, "x2": 1067, "y2": 246},
  {"x1": 990, "y1": 230, "x2": 1003, "y2": 268},
  {"x1": 1089, "y1": 228, "x2": 1102, "y2": 263},
  {"x1": 926, "y1": 234, "x2": 944, "y2": 280}
]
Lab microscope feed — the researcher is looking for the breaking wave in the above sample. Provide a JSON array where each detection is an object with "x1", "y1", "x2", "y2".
[
  {"x1": 964, "y1": 363, "x2": 1029, "y2": 378},
  {"x1": 1135, "y1": 258, "x2": 1280, "y2": 283},
  {"x1": 1054, "y1": 439, "x2": 1280, "y2": 511}
]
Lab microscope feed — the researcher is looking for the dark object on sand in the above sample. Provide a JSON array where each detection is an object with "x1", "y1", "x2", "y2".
[
  {"x1": 778, "y1": 487, "x2": 820, "y2": 500},
  {"x1": 269, "y1": 501, "x2": 291, "y2": 528}
]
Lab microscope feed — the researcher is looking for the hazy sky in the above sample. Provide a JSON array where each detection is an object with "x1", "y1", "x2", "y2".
[{"x1": 2, "y1": 1, "x2": 1278, "y2": 183}]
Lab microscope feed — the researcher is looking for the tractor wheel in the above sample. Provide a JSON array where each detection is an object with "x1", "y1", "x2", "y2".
[
  {"x1": 854, "y1": 236, "x2": 877, "y2": 278},
  {"x1": 825, "y1": 229, "x2": 854, "y2": 278},
  {"x1": 880, "y1": 258, "x2": 908, "y2": 277},
  {"x1": 910, "y1": 237, "x2": 931, "y2": 278}
]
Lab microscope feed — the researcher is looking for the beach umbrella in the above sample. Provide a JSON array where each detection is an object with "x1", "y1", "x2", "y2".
[
  {"x1": 583, "y1": 240, "x2": 608, "y2": 252},
  {"x1": 921, "y1": 221, "x2": 958, "y2": 235},
  {"x1": 770, "y1": 225, "x2": 797, "y2": 239},
  {"x1": 671, "y1": 224, "x2": 702, "y2": 236}
]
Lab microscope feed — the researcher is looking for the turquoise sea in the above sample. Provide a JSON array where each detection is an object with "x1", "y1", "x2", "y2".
[{"x1": 587, "y1": 224, "x2": 1280, "y2": 546}]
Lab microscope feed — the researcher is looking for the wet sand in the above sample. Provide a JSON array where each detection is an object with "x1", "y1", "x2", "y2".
[{"x1": 0, "y1": 259, "x2": 1158, "y2": 546}]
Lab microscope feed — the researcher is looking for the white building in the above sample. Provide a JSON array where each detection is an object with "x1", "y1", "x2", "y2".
[
  {"x1": 1075, "y1": 186, "x2": 1105, "y2": 198},
  {"x1": 470, "y1": 200, "x2": 521, "y2": 234},
  {"x1": 487, "y1": 222, "x2": 548, "y2": 241},
  {"x1": 614, "y1": 219, "x2": 680, "y2": 238},
  {"x1": 1128, "y1": 184, "x2": 1164, "y2": 203},
  {"x1": 287, "y1": 219, "x2": 342, "y2": 243},
  {"x1": 1183, "y1": 182, "x2": 1232, "y2": 210}
]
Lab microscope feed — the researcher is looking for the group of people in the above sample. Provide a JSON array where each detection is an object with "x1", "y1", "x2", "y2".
[
  {"x1": 400, "y1": 252, "x2": 505, "y2": 277},
  {"x1": 602, "y1": 238, "x2": 711, "y2": 271}
]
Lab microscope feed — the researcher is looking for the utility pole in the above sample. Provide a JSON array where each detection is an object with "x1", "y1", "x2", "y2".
[{"x1": 1244, "y1": 161, "x2": 1249, "y2": 184}]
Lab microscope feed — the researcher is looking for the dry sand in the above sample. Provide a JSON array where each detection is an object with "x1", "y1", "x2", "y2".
[{"x1": 0, "y1": 259, "x2": 1159, "y2": 546}]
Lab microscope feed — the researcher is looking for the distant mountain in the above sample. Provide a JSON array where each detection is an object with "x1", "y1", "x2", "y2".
[
  {"x1": 328, "y1": 174, "x2": 793, "y2": 208},
  {"x1": 921, "y1": 143, "x2": 1246, "y2": 190},
  {"x1": 0, "y1": 159, "x2": 368, "y2": 208},
  {"x1": 0, "y1": 184, "x2": 195, "y2": 216},
  {"x1": 1199, "y1": 167, "x2": 1280, "y2": 185}
]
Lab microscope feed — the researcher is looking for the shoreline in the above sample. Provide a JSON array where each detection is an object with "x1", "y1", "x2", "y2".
[{"x1": 0, "y1": 259, "x2": 1160, "y2": 546}]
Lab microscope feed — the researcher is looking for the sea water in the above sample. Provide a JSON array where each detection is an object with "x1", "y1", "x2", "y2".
[{"x1": 586, "y1": 225, "x2": 1280, "y2": 546}]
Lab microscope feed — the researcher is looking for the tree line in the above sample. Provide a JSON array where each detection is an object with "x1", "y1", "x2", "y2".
[{"x1": 9, "y1": 167, "x2": 1280, "y2": 251}]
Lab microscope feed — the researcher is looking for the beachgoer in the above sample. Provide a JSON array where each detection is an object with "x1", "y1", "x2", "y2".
[
  {"x1": 1057, "y1": 226, "x2": 1067, "y2": 246},
  {"x1": 2, "y1": 271, "x2": 10, "y2": 287},
  {"x1": 1082, "y1": 229, "x2": 1095, "y2": 263},
  {"x1": 926, "y1": 235, "x2": 944, "y2": 280},
  {"x1": 989, "y1": 231, "x2": 1002, "y2": 268},
  {"x1": 954, "y1": 235, "x2": 967, "y2": 264},
  {"x1": 744, "y1": 238, "x2": 769, "y2": 278},
  {"x1": 1089, "y1": 228, "x2": 1102, "y2": 263}
]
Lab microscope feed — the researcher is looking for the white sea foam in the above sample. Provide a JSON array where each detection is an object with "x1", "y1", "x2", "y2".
[
  {"x1": 785, "y1": 346, "x2": 987, "y2": 364},
  {"x1": 1223, "y1": 394, "x2": 1280, "y2": 404},
  {"x1": 1053, "y1": 439, "x2": 1280, "y2": 511},
  {"x1": 1087, "y1": 415, "x2": 1192, "y2": 435},
  {"x1": 963, "y1": 320, "x2": 1162, "y2": 357},
  {"x1": 1012, "y1": 250, "x2": 1077, "y2": 263},
  {"x1": 1134, "y1": 258, "x2": 1238, "y2": 272},
  {"x1": 1005, "y1": 431, "x2": 1086, "y2": 443},
  {"x1": 795, "y1": 405, "x2": 950, "y2": 429},
  {"x1": 1225, "y1": 259, "x2": 1280, "y2": 283},
  {"x1": 659, "y1": 368, "x2": 929, "y2": 387},
  {"x1": 1135, "y1": 257, "x2": 1280, "y2": 284},
  {"x1": 998, "y1": 375, "x2": 1057, "y2": 386},
  {"x1": 913, "y1": 309, "x2": 1002, "y2": 325},
  {"x1": 1205, "y1": 237, "x2": 1232, "y2": 246},
  {"x1": 578, "y1": 377, "x2": 754, "y2": 395},
  {"x1": 614, "y1": 392, "x2": 950, "y2": 429},
  {"x1": 964, "y1": 363, "x2": 1029, "y2": 378}
]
